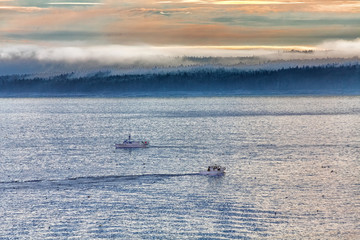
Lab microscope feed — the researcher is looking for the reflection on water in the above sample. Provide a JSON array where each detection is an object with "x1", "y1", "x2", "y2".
[{"x1": 0, "y1": 97, "x2": 359, "y2": 239}]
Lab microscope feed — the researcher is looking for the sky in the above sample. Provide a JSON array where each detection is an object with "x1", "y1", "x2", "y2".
[{"x1": 1, "y1": 0, "x2": 360, "y2": 74}]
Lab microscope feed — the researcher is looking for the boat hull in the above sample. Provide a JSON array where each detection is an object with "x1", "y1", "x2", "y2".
[
  {"x1": 199, "y1": 171, "x2": 225, "y2": 176},
  {"x1": 115, "y1": 135, "x2": 149, "y2": 148},
  {"x1": 115, "y1": 143, "x2": 148, "y2": 148}
]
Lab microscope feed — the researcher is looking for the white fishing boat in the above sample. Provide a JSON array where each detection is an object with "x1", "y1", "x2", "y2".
[
  {"x1": 200, "y1": 165, "x2": 226, "y2": 176},
  {"x1": 115, "y1": 134, "x2": 149, "y2": 148}
]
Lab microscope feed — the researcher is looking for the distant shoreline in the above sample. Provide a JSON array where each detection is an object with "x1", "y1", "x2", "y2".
[
  {"x1": 1, "y1": 92, "x2": 360, "y2": 98},
  {"x1": 1, "y1": 64, "x2": 359, "y2": 97}
]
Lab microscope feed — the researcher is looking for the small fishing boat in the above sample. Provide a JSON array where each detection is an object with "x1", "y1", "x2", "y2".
[
  {"x1": 115, "y1": 134, "x2": 149, "y2": 148},
  {"x1": 199, "y1": 165, "x2": 226, "y2": 176}
]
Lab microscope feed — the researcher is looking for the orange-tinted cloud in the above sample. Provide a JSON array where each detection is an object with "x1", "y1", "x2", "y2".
[
  {"x1": 1, "y1": 0, "x2": 359, "y2": 50},
  {"x1": 0, "y1": 6, "x2": 44, "y2": 12},
  {"x1": 155, "y1": 0, "x2": 360, "y2": 13}
]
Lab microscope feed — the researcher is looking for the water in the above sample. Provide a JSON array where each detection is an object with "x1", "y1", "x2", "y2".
[{"x1": 0, "y1": 96, "x2": 359, "y2": 239}]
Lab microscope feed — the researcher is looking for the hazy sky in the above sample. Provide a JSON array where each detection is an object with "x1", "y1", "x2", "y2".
[{"x1": 1, "y1": 0, "x2": 360, "y2": 71}]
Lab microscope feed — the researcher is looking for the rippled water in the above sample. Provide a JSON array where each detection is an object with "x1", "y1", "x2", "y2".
[{"x1": 1, "y1": 97, "x2": 359, "y2": 239}]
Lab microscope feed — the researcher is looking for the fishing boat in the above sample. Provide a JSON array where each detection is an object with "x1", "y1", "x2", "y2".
[
  {"x1": 115, "y1": 134, "x2": 149, "y2": 148},
  {"x1": 199, "y1": 165, "x2": 226, "y2": 176}
]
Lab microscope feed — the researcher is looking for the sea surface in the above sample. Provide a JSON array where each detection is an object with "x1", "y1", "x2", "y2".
[{"x1": 0, "y1": 96, "x2": 359, "y2": 239}]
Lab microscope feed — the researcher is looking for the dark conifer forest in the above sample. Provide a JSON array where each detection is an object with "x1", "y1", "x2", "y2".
[{"x1": 1, "y1": 64, "x2": 359, "y2": 96}]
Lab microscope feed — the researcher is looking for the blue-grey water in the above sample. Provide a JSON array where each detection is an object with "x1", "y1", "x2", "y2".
[{"x1": 1, "y1": 97, "x2": 359, "y2": 239}]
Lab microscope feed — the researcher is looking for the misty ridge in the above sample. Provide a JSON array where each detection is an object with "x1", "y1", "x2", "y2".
[{"x1": 1, "y1": 59, "x2": 360, "y2": 97}]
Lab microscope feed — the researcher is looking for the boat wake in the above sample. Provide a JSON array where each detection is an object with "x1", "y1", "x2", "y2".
[
  {"x1": 148, "y1": 145, "x2": 205, "y2": 149},
  {"x1": 0, "y1": 173, "x2": 200, "y2": 190},
  {"x1": 66, "y1": 173, "x2": 199, "y2": 184}
]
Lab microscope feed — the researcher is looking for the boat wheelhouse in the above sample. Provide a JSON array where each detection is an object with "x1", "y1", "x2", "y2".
[
  {"x1": 200, "y1": 165, "x2": 226, "y2": 175},
  {"x1": 115, "y1": 134, "x2": 149, "y2": 148}
]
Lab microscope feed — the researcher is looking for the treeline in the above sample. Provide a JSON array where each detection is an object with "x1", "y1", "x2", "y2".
[{"x1": 1, "y1": 64, "x2": 360, "y2": 96}]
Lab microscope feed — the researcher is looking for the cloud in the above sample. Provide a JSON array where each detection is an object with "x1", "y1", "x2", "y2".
[
  {"x1": 0, "y1": 44, "x2": 299, "y2": 74},
  {"x1": 317, "y1": 38, "x2": 360, "y2": 57},
  {"x1": 48, "y1": 2, "x2": 104, "y2": 5},
  {"x1": 0, "y1": 44, "x2": 179, "y2": 64},
  {"x1": 0, "y1": 40, "x2": 359, "y2": 76},
  {"x1": 157, "y1": 0, "x2": 360, "y2": 13},
  {"x1": 2, "y1": 0, "x2": 360, "y2": 48},
  {"x1": 0, "y1": 6, "x2": 44, "y2": 12},
  {"x1": 0, "y1": 39, "x2": 359, "y2": 65},
  {"x1": 211, "y1": 1, "x2": 304, "y2": 5},
  {"x1": 0, "y1": 38, "x2": 360, "y2": 65}
]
